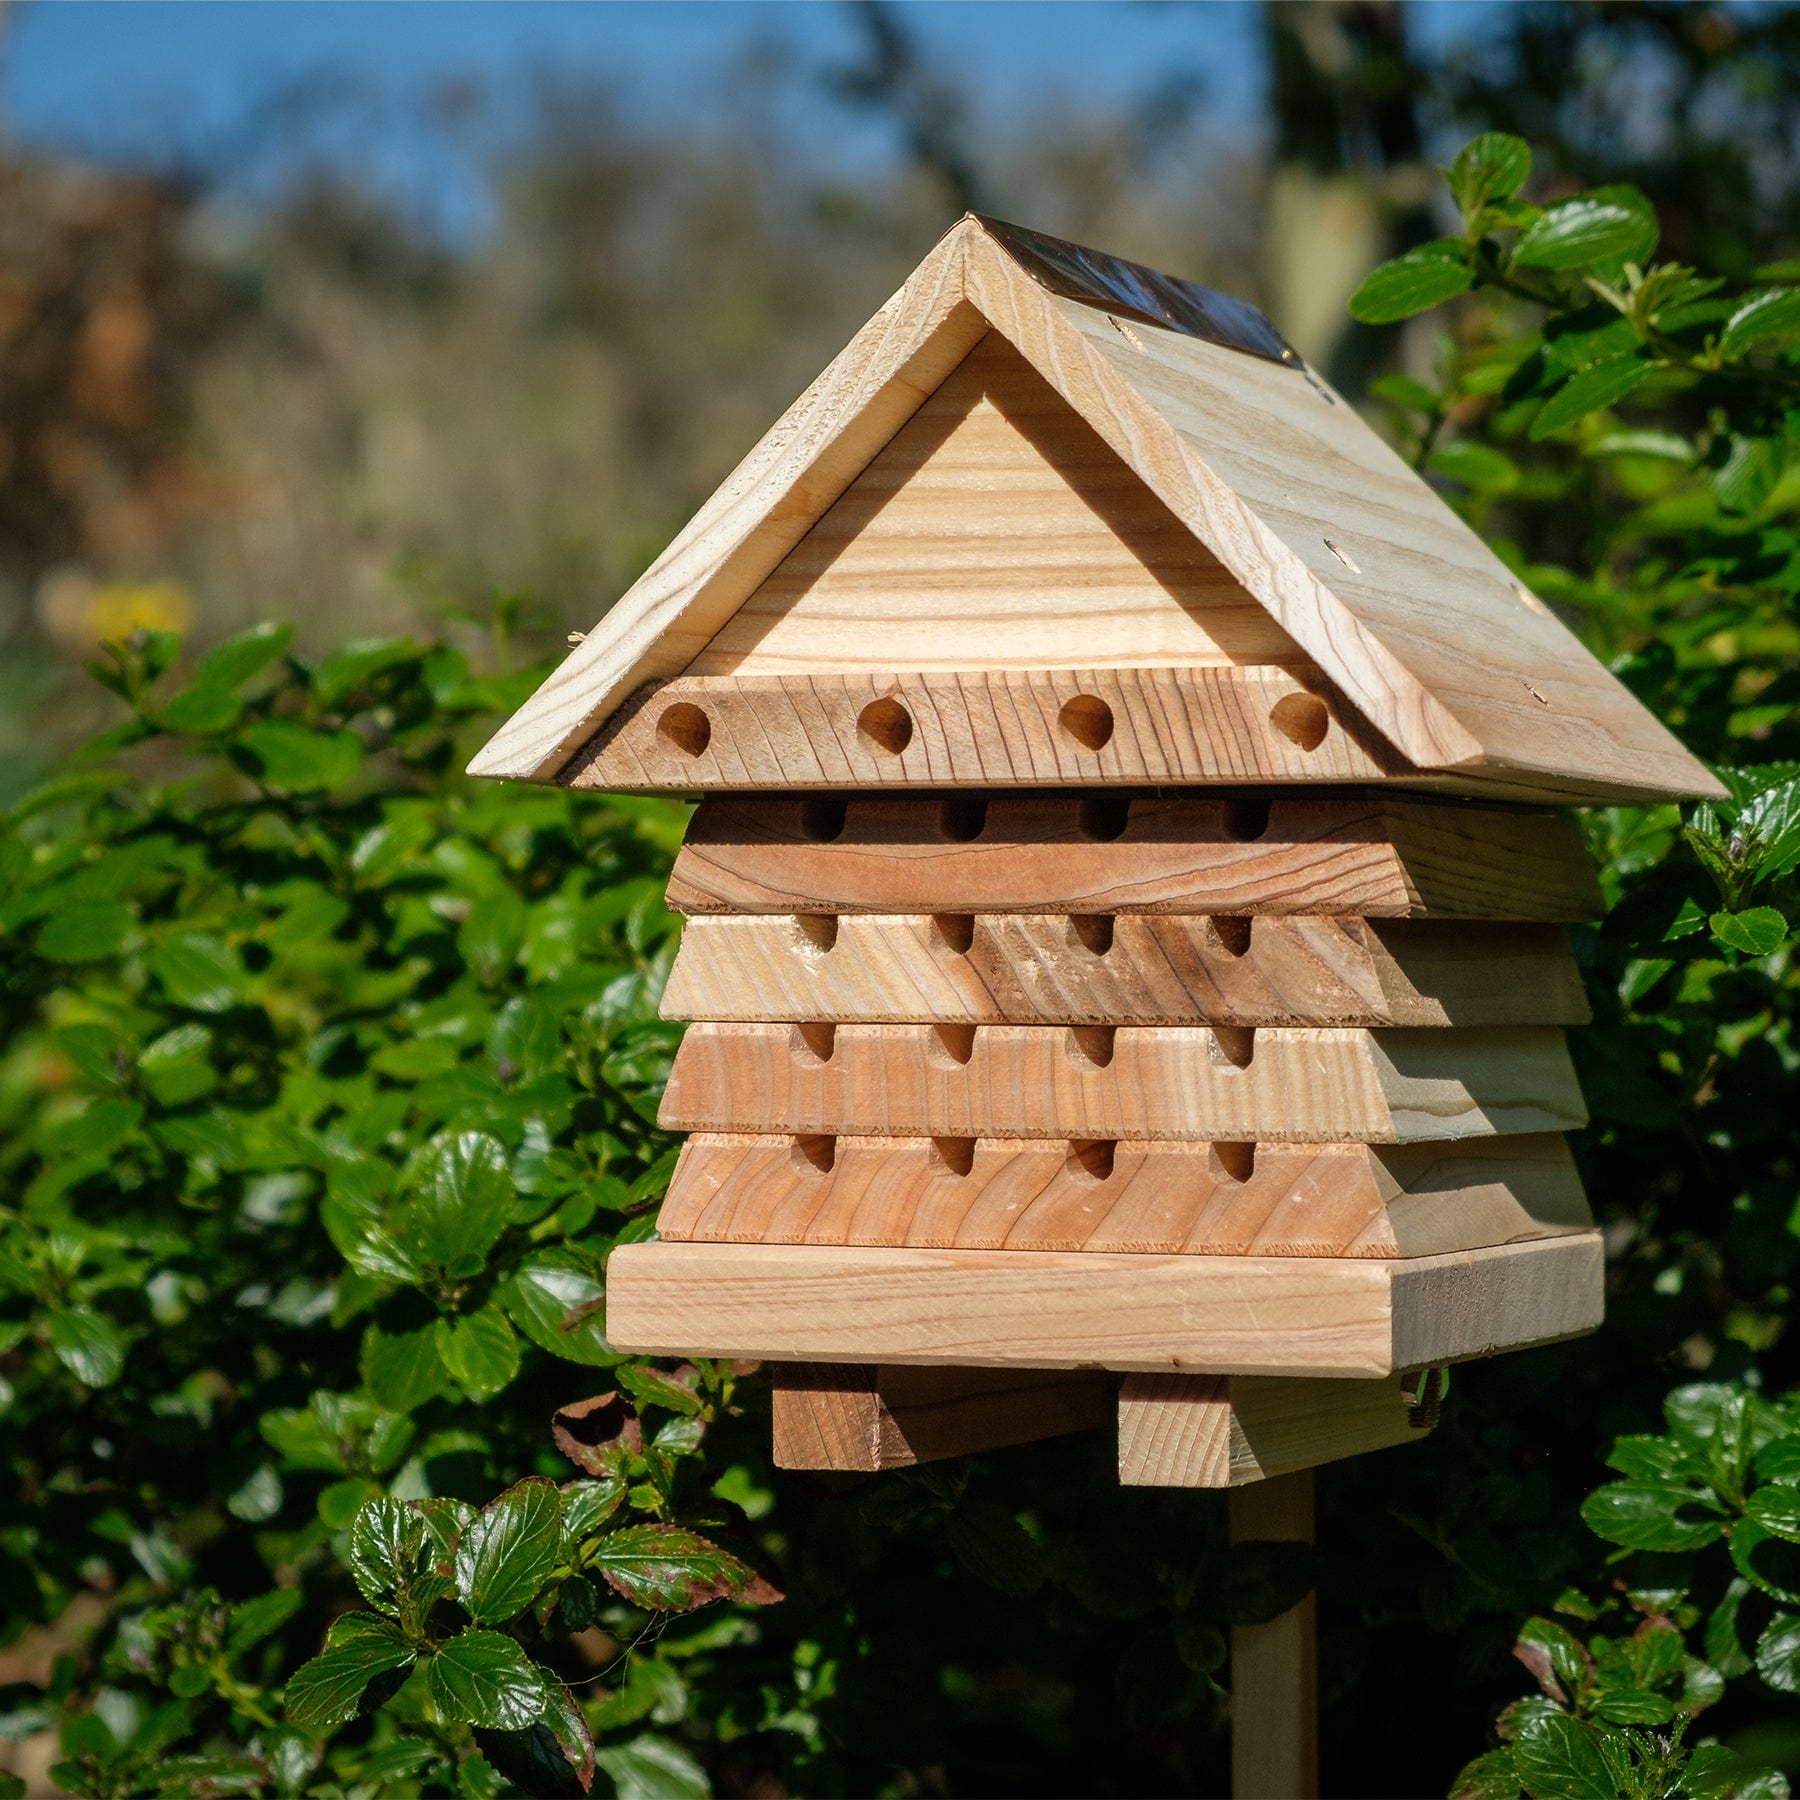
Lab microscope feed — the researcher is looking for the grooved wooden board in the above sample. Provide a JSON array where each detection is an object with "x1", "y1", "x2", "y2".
[
  {"x1": 1117, "y1": 1373, "x2": 1424, "y2": 1487},
  {"x1": 770, "y1": 1363, "x2": 1112, "y2": 1470},
  {"x1": 564, "y1": 666, "x2": 1394, "y2": 791},
  {"x1": 663, "y1": 914, "x2": 1591, "y2": 1028},
  {"x1": 666, "y1": 793, "x2": 1603, "y2": 920},
  {"x1": 685, "y1": 332, "x2": 1300, "y2": 678},
  {"x1": 658, "y1": 1022, "x2": 1587, "y2": 1143},
  {"x1": 656, "y1": 1132, "x2": 1592, "y2": 1258},
  {"x1": 603, "y1": 1231, "x2": 1607, "y2": 1375}
]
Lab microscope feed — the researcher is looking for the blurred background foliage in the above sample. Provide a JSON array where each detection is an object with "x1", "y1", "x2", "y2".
[
  {"x1": 3, "y1": 0, "x2": 1798, "y2": 792},
  {"x1": 5, "y1": 3, "x2": 1800, "y2": 1797}
]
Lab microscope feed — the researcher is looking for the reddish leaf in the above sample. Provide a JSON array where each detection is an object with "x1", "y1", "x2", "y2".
[
  {"x1": 589, "y1": 1524, "x2": 774, "y2": 1612},
  {"x1": 551, "y1": 1393, "x2": 642, "y2": 1475}
]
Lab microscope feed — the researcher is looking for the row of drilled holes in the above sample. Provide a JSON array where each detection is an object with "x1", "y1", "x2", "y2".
[
  {"x1": 785, "y1": 1020, "x2": 1256, "y2": 1071},
  {"x1": 655, "y1": 690, "x2": 1332, "y2": 761},
  {"x1": 788, "y1": 1134, "x2": 1258, "y2": 1183},
  {"x1": 796, "y1": 912, "x2": 1254, "y2": 959},
  {"x1": 796, "y1": 792, "x2": 1274, "y2": 844}
]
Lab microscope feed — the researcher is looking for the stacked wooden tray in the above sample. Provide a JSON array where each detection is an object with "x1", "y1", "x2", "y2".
[{"x1": 606, "y1": 776, "x2": 1607, "y2": 1486}]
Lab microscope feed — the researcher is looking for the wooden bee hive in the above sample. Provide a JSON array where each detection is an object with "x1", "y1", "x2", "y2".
[{"x1": 474, "y1": 215, "x2": 1720, "y2": 1498}]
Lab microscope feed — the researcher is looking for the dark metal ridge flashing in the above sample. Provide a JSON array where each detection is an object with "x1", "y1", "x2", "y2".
[{"x1": 971, "y1": 213, "x2": 1301, "y2": 367}]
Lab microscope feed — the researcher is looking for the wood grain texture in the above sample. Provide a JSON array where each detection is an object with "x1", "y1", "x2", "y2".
[
  {"x1": 1117, "y1": 1373, "x2": 1423, "y2": 1487},
  {"x1": 467, "y1": 225, "x2": 988, "y2": 781},
  {"x1": 564, "y1": 666, "x2": 1394, "y2": 792},
  {"x1": 663, "y1": 914, "x2": 1591, "y2": 1028},
  {"x1": 957, "y1": 227, "x2": 1719, "y2": 803},
  {"x1": 602, "y1": 1231, "x2": 1607, "y2": 1375},
  {"x1": 477, "y1": 216, "x2": 1719, "y2": 801},
  {"x1": 770, "y1": 1363, "x2": 1112, "y2": 1470},
  {"x1": 1228, "y1": 1470, "x2": 1320, "y2": 1798},
  {"x1": 687, "y1": 331, "x2": 1300, "y2": 676},
  {"x1": 654, "y1": 1132, "x2": 1592, "y2": 1257},
  {"x1": 658, "y1": 1022, "x2": 1588, "y2": 1143},
  {"x1": 666, "y1": 793, "x2": 1604, "y2": 921}
]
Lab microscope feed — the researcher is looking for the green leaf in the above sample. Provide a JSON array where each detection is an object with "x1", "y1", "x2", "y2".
[
  {"x1": 160, "y1": 684, "x2": 243, "y2": 735},
  {"x1": 1429, "y1": 440, "x2": 1521, "y2": 491},
  {"x1": 1349, "y1": 241, "x2": 1474, "y2": 324},
  {"x1": 589, "y1": 1524, "x2": 762, "y2": 1612},
  {"x1": 499, "y1": 1253, "x2": 619, "y2": 1366},
  {"x1": 1710, "y1": 907, "x2": 1787, "y2": 957},
  {"x1": 237, "y1": 719, "x2": 364, "y2": 793},
  {"x1": 1685, "y1": 1744, "x2": 1791, "y2": 1800},
  {"x1": 1578, "y1": 1480, "x2": 1725, "y2": 1552},
  {"x1": 1714, "y1": 433, "x2": 1788, "y2": 514},
  {"x1": 48, "y1": 1308, "x2": 125, "y2": 1387},
  {"x1": 37, "y1": 901, "x2": 135, "y2": 964},
  {"x1": 1511, "y1": 186, "x2": 1659, "y2": 271},
  {"x1": 1719, "y1": 287, "x2": 1800, "y2": 357},
  {"x1": 1515, "y1": 1617, "x2": 1589, "y2": 1701},
  {"x1": 437, "y1": 1306, "x2": 521, "y2": 1400},
  {"x1": 1587, "y1": 1687, "x2": 1672, "y2": 1725},
  {"x1": 1757, "y1": 1613, "x2": 1800, "y2": 1693},
  {"x1": 475, "y1": 1674, "x2": 596, "y2": 1800},
  {"x1": 594, "y1": 1735, "x2": 710, "y2": 1800},
  {"x1": 423, "y1": 1631, "x2": 546, "y2": 1731},
  {"x1": 1732, "y1": 1519, "x2": 1800, "y2": 1605},
  {"x1": 149, "y1": 934, "x2": 246, "y2": 1013},
  {"x1": 1511, "y1": 1709, "x2": 1614, "y2": 1800},
  {"x1": 407, "y1": 1131, "x2": 513, "y2": 1273},
  {"x1": 1446, "y1": 132, "x2": 1532, "y2": 217},
  {"x1": 458, "y1": 892, "x2": 528, "y2": 987},
  {"x1": 453, "y1": 1478, "x2": 563, "y2": 1625},
  {"x1": 349, "y1": 1497, "x2": 424, "y2": 1615},
  {"x1": 226, "y1": 1588, "x2": 304, "y2": 1659},
  {"x1": 1452, "y1": 1746, "x2": 1524, "y2": 1800},
  {"x1": 283, "y1": 1621, "x2": 416, "y2": 1730},
  {"x1": 198, "y1": 621, "x2": 293, "y2": 688},
  {"x1": 945, "y1": 1500, "x2": 1047, "y2": 1599},
  {"x1": 1529, "y1": 358, "x2": 1651, "y2": 439},
  {"x1": 362, "y1": 1321, "x2": 449, "y2": 1414}
]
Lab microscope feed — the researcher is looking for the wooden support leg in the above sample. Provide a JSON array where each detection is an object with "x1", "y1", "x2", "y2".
[
  {"x1": 771, "y1": 1362, "x2": 1112, "y2": 1470},
  {"x1": 1117, "y1": 1372, "x2": 1427, "y2": 1488},
  {"x1": 1229, "y1": 1470, "x2": 1319, "y2": 1800}
]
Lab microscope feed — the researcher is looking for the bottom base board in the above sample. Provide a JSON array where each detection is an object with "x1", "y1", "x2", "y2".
[{"x1": 606, "y1": 1232, "x2": 1603, "y2": 1378}]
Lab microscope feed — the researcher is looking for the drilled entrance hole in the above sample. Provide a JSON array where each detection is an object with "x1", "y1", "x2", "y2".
[
  {"x1": 939, "y1": 796, "x2": 988, "y2": 841},
  {"x1": 794, "y1": 913, "x2": 839, "y2": 953},
  {"x1": 930, "y1": 1022, "x2": 977, "y2": 1067},
  {"x1": 930, "y1": 1136, "x2": 977, "y2": 1177},
  {"x1": 1078, "y1": 796, "x2": 1131, "y2": 842},
  {"x1": 858, "y1": 696, "x2": 914, "y2": 756},
  {"x1": 1210, "y1": 1025, "x2": 1256, "y2": 1069},
  {"x1": 1058, "y1": 694, "x2": 1115, "y2": 751},
  {"x1": 932, "y1": 912, "x2": 975, "y2": 955},
  {"x1": 788, "y1": 1021, "x2": 837, "y2": 1064},
  {"x1": 1269, "y1": 692, "x2": 1331, "y2": 753},
  {"x1": 1065, "y1": 1025, "x2": 1116, "y2": 1070},
  {"x1": 799, "y1": 797, "x2": 846, "y2": 842},
  {"x1": 1221, "y1": 796, "x2": 1271, "y2": 841},
  {"x1": 790, "y1": 1134, "x2": 836, "y2": 1175},
  {"x1": 1070, "y1": 913, "x2": 1114, "y2": 955},
  {"x1": 1066, "y1": 1139, "x2": 1117, "y2": 1182},
  {"x1": 1211, "y1": 1141, "x2": 1257, "y2": 1182},
  {"x1": 1209, "y1": 916, "x2": 1253, "y2": 958},
  {"x1": 656, "y1": 701, "x2": 711, "y2": 758}
]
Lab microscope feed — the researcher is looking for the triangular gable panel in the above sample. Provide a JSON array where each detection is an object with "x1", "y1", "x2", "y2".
[
  {"x1": 687, "y1": 332, "x2": 1306, "y2": 678},
  {"x1": 471, "y1": 216, "x2": 1721, "y2": 804}
]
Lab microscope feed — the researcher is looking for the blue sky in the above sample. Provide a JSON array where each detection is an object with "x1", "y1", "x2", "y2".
[{"x1": 1, "y1": 2, "x2": 1506, "y2": 232}]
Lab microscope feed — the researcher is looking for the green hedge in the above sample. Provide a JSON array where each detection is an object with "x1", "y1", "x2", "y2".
[{"x1": 1, "y1": 134, "x2": 1798, "y2": 1799}]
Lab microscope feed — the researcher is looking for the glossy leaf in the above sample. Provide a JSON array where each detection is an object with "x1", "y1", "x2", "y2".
[
  {"x1": 453, "y1": 1479, "x2": 563, "y2": 1624},
  {"x1": 284, "y1": 1621, "x2": 416, "y2": 1730},
  {"x1": 1348, "y1": 240, "x2": 1474, "y2": 324},
  {"x1": 424, "y1": 1631, "x2": 546, "y2": 1731},
  {"x1": 589, "y1": 1524, "x2": 761, "y2": 1612},
  {"x1": 1511, "y1": 186, "x2": 1658, "y2": 270}
]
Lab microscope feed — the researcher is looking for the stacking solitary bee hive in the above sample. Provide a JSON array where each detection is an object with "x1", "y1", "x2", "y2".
[{"x1": 474, "y1": 215, "x2": 1720, "y2": 1495}]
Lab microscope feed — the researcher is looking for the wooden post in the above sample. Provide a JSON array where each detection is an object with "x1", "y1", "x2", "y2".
[{"x1": 1228, "y1": 1468, "x2": 1319, "y2": 1800}]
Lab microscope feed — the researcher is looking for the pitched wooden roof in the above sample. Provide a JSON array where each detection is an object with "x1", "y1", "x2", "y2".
[{"x1": 471, "y1": 215, "x2": 1720, "y2": 804}]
